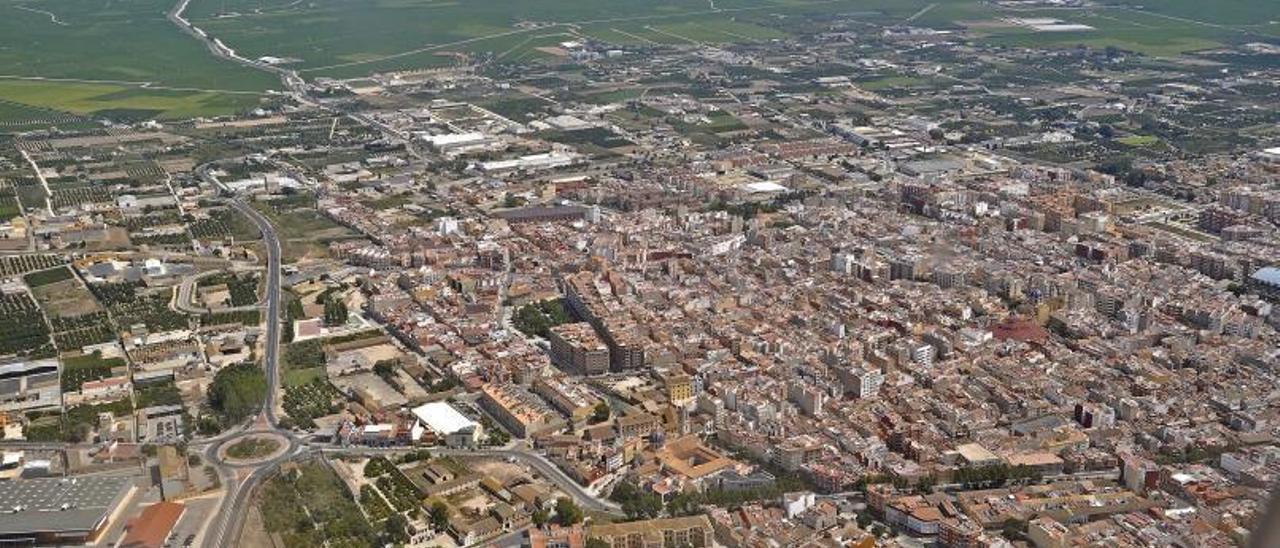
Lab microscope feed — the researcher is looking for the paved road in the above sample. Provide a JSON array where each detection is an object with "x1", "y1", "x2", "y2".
[
  {"x1": 199, "y1": 199, "x2": 289, "y2": 548},
  {"x1": 190, "y1": 162, "x2": 294, "y2": 548},
  {"x1": 173, "y1": 267, "x2": 267, "y2": 315},
  {"x1": 202, "y1": 457, "x2": 288, "y2": 548},
  {"x1": 228, "y1": 199, "x2": 285, "y2": 427}
]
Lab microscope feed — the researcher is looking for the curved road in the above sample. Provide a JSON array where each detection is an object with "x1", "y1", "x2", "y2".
[
  {"x1": 227, "y1": 199, "x2": 284, "y2": 427},
  {"x1": 195, "y1": 193, "x2": 289, "y2": 548},
  {"x1": 173, "y1": 267, "x2": 267, "y2": 316}
]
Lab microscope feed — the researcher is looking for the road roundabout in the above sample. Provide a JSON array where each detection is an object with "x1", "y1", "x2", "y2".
[{"x1": 212, "y1": 430, "x2": 298, "y2": 468}]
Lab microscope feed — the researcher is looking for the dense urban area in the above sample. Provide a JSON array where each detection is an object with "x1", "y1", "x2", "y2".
[{"x1": 0, "y1": 0, "x2": 1277, "y2": 547}]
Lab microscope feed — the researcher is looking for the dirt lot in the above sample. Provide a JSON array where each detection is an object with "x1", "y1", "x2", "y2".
[
  {"x1": 30, "y1": 279, "x2": 100, "y2": 317},
  {"x1": 447, "y1": 490, "x2": 490, "y2": 515},
  {"x1": 466, "y1": 458, "x2": 530, "y2": 484}
]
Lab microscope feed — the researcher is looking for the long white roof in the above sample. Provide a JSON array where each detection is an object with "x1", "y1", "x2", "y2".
[{"x1": 411, "y1": 401, "x2": 477, "y2": 435}]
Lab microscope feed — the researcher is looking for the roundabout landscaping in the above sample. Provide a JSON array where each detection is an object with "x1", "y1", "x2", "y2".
[{"x1": 216, "y1": 431, "x2": 294, "y2": 466}]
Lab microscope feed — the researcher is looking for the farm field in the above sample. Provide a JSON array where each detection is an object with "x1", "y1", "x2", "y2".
[
  {"x1": 0, "y1": 0, "x2": 1273, "y2": 121},
  {"x1": 185, "y1": 0, "x2": 1277, "y2": 82},
  {"x1": 60, "y1": 351, "x2": 126, "y2": 392},
  {"x1": 0, "y1": 99, "x2": 90, "y2": 130},
  {"x1": 971, "y1": 9, "x2": 1236, "y2": 58},
  {"x1": 0, "y1": 255, "x2": 66, "y2": 277},
  {"x1": 26, "y1": 267, "x2": 103, "y2": 319},
  {"x1": 258, "y1": 461, "x2": 377, "y2": 547},
  {"x1": 1118, "y1": 135, "x2": 1161, "y2": 147},
  {"x1": 0, "y1": 80, "x2": 265, "y2": 125},
  {"x1": 283, "y1": 376, "x2": 341, "y2": 427},
  {"x1": 0, "y1": 0, "x2": 275, "y2": 122},
  {"x1": 0, "y1": 292, "x2": 54, "y2": 358},
  {"x1": 918, "y1": 0, "x2": 1277, "y2": 57},
  {"x1": 185, "y1": 0, "x2": 868, "y2": 78}
]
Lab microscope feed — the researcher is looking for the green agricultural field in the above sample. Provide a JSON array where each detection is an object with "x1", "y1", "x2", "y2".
[
  {"x1": 0, "y1": 80, "x2": 265, "y2": 123},
  {"x1": 60, "y1": 351, "x2": 125, "y2": 392},
  {"x1": 975, "y1": 9, "x2": 1232, "y2": 57},
  {"x1": 2, "y1": 0, "x2": 1273, "y2": 121},
  {"x1": 0, "y1": 0, "x2": 275, "y2": 88},
  {"x1": 1104, "y1": 0, "x2": 1280, "y2": 27},
  {"x1": 188, "y1": 0, "x2": 1275, "y2": 81},
  {"x1": 0, "y1": 193, "x2": 19, "y2": 220},
  {"x1": 0, "y1": 100, "x2": 88, "y2": 130},
  {"x1": 1118, "y1": 135, "x2": 1161, "y2": 147},
  {"x1": 284, "y1": 367, "x2": 326, "y2": 388},
  {"x1": 184, "y1": 0, "x2": 885, "y2": 78},
  {"x1": 952, "y1": 0, "x2": 1278, "y2": 57},
  {"x1": 0, "y1": 0, "x2": 275, "y2": 120}
]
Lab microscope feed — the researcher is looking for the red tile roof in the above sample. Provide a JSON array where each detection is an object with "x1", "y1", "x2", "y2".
[{"x1": 121, "y1": 501, "x2": 184, "y2": 548}]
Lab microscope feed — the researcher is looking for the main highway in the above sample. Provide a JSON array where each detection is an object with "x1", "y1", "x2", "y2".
[
  {"x1": 194, "y1": 181, "x2": 295, "y2": 548},
  {"x1": 227, "y1": 199, "x2": 284, "y2": 427}
]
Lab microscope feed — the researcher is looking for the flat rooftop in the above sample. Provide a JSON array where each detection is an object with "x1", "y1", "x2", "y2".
[
  {"x1": 412, "y1": 401, "x2": 478, "y2": 435},
  {"x1": 0, "y1": 476, "x2": 133, "y2": 535}
]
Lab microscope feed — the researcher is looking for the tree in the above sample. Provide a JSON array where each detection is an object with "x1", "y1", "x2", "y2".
[
  {"x1": 373, "y1": 360, "x2": 398, "y2": 383},
  {"x1": 513, "y1": 299, "x2": 570, "y2": 338},
  {"x1": 666, "y1": 491, "x2": 702, "y2": 517},
  {"x1": 916, "y1": 475, "x2": 937, "y2": 494},
  {"x1": 197, "y1": 415, "x2": 222, "y2": 435},
  {"x1": 1001, "y1": 518, "x2": 1027, "y2": 541},
  {"x1": 486, "y1": 426, "x2": 510, "y2": 446},
  {"x1": 586, "y1": 539, "x2": 610, "y2": 548},
  {"x1": 323, "y1": 296, "x2": 348, "y2": 327},
  {"x1": 400, "y1": 449, "x2": 432, "y2": 463},
  {"x1": 590, "y1": 402, "x2": 611, "y2": 424},
  {"x1": 502, "y1": 194, "x2": 526, "y2": 208},
  {"x1": 383, "y1": 513, "x2": 409, "y2": 544},
  {"x1": 1096, "y1": 156, "x2": 1133, "y2": 177},
  {"x1": 611, "y1": 481, "x2": 662, "y2": 520},
  {"x1": 207, "y1": 363, "x2": 267, "y2": 425},
  {"x1": 856, "y1": 513, "x2": 873, "y2": 529},
  {"x1": 429, "y1": 501, "x2": 450, "y2": 531},
  {"x1": 532, "y1": 507, "x2": 549, "y2": 527},
  {"x1": 554, "y1": 498, "x2": 584, "y2": 526}
]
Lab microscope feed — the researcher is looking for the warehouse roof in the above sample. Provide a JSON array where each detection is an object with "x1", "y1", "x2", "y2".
[
  {"x1": 1251, "y1": 267, "x2": 1280, "y2": 287},
  {"x1": 412, "y1": 401, "x2": 478, "y2": 435},
  {"x1": 0, "y1": 476, "x2": 132, "y2": 536}
]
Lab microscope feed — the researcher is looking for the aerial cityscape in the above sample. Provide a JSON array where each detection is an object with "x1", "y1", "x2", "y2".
[{"x1": 0, "y1": 0, "x2": 1276, "y2": 547}]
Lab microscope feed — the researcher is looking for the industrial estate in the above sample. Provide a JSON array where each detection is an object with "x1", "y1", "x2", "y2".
[{"x1": 0, "y1": 0, "x2": 1277, "y2": 547}]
